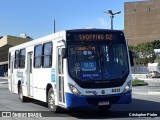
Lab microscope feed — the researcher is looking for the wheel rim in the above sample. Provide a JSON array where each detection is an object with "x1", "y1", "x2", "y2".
[{"x1": 49, "y1": 93, "x2": 55, "y2": 110}]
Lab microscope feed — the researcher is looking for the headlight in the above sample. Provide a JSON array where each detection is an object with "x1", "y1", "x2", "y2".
[
  {"x1": 68, "y1": 83, "x2": 82, "y2": 96},
  {"x1": 123, "y1": 81, "x2": 132, "y2": 93}
]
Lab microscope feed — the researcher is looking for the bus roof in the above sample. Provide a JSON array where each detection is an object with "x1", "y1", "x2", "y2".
[
  {"x1": 9, "y1": 29, "x2": 124, "y2": 52},
  {"x1": 66, "y1": 29, "x2": 124, "y2": 33},
  {"x1": 9, "y1": 30, "x2": 66, "y2": 52}
]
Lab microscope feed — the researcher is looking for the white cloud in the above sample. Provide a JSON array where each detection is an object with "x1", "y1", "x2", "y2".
[
  {"x1": 83, "y1": 18, "x2": 109, "y2": 29},
  {"x1": 98, "y1": 18, "x2": 108, "y2": 28}
]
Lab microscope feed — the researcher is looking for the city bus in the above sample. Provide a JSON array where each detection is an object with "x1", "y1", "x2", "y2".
[{"x1": 8, "y1": 29, "x2": 133, "y2": 112}]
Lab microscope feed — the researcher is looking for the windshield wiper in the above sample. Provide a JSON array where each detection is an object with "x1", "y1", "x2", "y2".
[{"x1": 108, "y1": 41, "x2": 113, "y2": 51}]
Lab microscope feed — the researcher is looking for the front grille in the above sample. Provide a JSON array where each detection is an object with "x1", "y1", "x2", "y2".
[
  {"x1": 77, "y1": 74, "x2": 128, "y2": 89},
  {"x1": 78, "y1": 79, "x2": 125, "y2": 89}
]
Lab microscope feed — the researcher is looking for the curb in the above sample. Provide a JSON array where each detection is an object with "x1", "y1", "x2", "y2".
[
  {"x1": 0, "y1": 82, "x2": 8, "y2": 84},
  {"x1": 133, "y1": 91, "x2": 160, "y2": 96},
  {"x1": 148, "y1": 91, "x2": 160, "y2": 95},
  {"x1": 0, "y1": 77, "x2": 8, "y2": 80},
  {"x1": 137, "y1": 78, "x2": 153, "y2": 81}
]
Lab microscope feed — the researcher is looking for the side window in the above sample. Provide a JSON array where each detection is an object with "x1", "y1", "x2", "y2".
[
  {"x1": 14, "y1": 50, "x2": 19, "y2": 69},
  {"x1": 34, "y1": 44, "x2": 42, "y2": 68},
  {"x1": 19, "y1": 49, "x2": 26, "y2": 68},
  {"x1": 43, "y1": 42, "x2": 52, "y2": 68},
  {"x1": 8, "y1": 52, "x2": 11, "y2": 69}
]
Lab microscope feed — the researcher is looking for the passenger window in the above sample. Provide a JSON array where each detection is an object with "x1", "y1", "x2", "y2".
[
  {"x1": 43, "y1": 42, "x2": 52, "y2": 68},
  {"x1": 34, "y1": 45, "x2": 42, "y2": 68},
  {"x1": 19, "y1": 49, "x2": 26, "y2": 68},
  {"x1": 14, "y1": 50, "x2": 19, "y2": 69}
]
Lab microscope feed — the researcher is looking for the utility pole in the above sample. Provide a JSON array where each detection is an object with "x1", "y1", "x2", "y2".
[{"x1": 54, "y1": 19, "x2": 56, "y2": 33}]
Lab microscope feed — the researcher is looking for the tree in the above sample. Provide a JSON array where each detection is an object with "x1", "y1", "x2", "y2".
[{"x1": 128, "y1": 40, "x2": 160, "y2": 66}]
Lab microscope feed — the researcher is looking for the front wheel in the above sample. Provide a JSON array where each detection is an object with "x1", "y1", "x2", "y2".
[{"x1": 48, "y1": 88, "x2": 61, "y2": 113}]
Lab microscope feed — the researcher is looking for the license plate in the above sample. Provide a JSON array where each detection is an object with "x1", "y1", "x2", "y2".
[{"x1": 98, "y1": 101, "x2": 110, "y2": 106}]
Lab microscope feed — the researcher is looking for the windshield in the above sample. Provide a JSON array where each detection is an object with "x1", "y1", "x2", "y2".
[{"x1": 67, "y1": 43, "x2": 129, "y2": 81}]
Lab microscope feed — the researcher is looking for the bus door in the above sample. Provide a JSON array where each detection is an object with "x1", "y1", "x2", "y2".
[
  {"x1": 10, "y1": 56, "x2": 14, "y2": 91},
  {"x1": 27, "y1": 52, "x2": 33, "y2": 97},
  {"x1": 57, "y1": 46, "x2": 65, "y2": 105}
]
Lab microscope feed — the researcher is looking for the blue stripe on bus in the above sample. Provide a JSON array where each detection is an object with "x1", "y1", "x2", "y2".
[{"x1": 65, "y1": 91, "x2": 131, "y2": 108}]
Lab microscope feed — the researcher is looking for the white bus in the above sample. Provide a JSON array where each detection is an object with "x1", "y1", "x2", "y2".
[{"x1": 8, "y1": 29, "x2": 134, "y2": 112}]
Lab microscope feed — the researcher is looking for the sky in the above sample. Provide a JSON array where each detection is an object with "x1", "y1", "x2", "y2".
[{"x1": 0, "y1": 0, "x2": 143, "y2": 39}]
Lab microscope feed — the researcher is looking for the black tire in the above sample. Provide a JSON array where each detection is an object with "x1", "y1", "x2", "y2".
[
  {"x1": 19, "y1": 85, "x2": 27, "y2": 102},
  {"x1": 48, "y1": 88, "x2": 61, "y2": 113},
  {"x1": 98, "y1": 105, "x2": 111, "y2": 112}
]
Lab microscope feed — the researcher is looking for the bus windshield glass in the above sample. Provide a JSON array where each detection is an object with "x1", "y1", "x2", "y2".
[{"x1": 67, "y1": 43, "x2": 129, "y2": 81}]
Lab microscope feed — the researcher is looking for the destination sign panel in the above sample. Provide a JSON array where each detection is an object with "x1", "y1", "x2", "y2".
[
  {"x1": 75, "y1": 46, "x2": 95, "y2": 51},
  {"x1": 79, "y1": 34, "x2": 112, "y2": 41},
  {"x1": 66, "y1": 30, "x2": 125, "y2": 43}
]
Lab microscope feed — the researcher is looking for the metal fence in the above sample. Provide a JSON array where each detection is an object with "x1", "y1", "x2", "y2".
[{"x1": 131, "y1": 66, "x2": 149, "y2": 74}]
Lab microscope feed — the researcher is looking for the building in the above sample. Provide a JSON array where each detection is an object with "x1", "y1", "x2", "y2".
[
  {"x1": 125, "y1": 0, "x2": 160, "y2": 45},
  {"x1": 0, "y1": 35, "x2": 31, "y2": 76}
]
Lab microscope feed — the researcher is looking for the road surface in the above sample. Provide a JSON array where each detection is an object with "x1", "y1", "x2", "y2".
[{"x1": 0, "y1": 79, "x2": 160, "y2": 119}]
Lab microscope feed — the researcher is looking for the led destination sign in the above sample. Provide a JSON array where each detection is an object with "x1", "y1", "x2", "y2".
[
  {"x1": 67, "y1": 30, "x2": 125, "y2": 43},
  {"x1": 75, "y1": 46, "x2": 95, "y2": 51},
  {"x1": 79, "y1": 34, "x2": 112, "y2": 41}
]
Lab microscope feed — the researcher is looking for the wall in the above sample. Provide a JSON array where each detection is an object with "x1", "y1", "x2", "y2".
[{"x1": 125, "y1": 0, "x2": 160, "y2": 45}]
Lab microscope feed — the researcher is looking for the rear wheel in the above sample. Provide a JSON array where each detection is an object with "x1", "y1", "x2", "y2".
[
  {"x1": 48, "y1": 88, "x2": 61, "y2": 113},
  {"x1": 19, "y1": 85, "x2": 27, "y2": 102}
]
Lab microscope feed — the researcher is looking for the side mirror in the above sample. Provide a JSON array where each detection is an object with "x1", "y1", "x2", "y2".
[
  {"x1": 61, "y1": 48, "x2": 67, "y2": 58},
  {"x1": 129, "y1": 51, "x2": 134, "y2": 66}
]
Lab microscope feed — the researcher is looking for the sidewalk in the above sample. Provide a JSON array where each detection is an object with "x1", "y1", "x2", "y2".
[
  {"x1": 132, "y1": 74, "x2": 160, "y2": 96},
  {"x1": 0, "y1": 77, "x2": 8, "y2": 80}
]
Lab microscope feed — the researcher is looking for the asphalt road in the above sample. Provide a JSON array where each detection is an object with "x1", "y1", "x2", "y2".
[{"x1": 0, "y1": 79, "x2": 160, "y2": 120}]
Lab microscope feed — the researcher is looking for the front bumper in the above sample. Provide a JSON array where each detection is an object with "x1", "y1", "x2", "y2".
[{"x1": 65, "y1": 90, "x2": 132, "y2": 109}]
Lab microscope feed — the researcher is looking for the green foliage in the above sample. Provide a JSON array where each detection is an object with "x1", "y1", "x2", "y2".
[
  {"x1": 128, "y1": 40, "x2": 160, "y2": 65},
  {"x1": 132, "y1": 80, "x2": 147, "y2": 86}
]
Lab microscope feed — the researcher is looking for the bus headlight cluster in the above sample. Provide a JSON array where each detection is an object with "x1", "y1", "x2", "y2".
[
  {"x1": 68, "y1": 83, "x2": 82, "y2": 96},
  {"x1": 123, "y1": 81, "x2": 131, "y2": 93}
]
